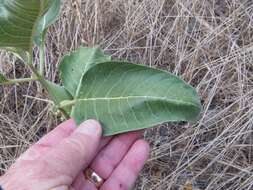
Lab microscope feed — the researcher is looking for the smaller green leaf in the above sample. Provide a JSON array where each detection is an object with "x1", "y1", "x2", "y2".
[
  {"x1": 60, "y1": 47, "x2": 111, "y2": 97},
  {"x1": 0, "y1": 73, "x2": 8, "y2": 84},
  {"x1": 34, "y1": 0, "x2": 61, "y2": 46},
  {"x1": 44, "y1": 80, "x2": 73, "y2": 116}
]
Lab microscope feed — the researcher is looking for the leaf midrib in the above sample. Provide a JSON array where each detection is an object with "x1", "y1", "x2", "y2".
[{"x1": 70, "y1": 95, "x2": 200, "y2": 108}]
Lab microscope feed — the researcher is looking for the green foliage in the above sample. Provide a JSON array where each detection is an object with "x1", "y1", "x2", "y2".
[
  {"x1": 34, "y1": 0, "x2": 61, "y2": 46},
  {"x1": 58, "y1": 52, "x2": 201, "y2": 136},
  {"x1": 59, "y1": 47, "x2": 111, "y2": 97},
  {"x1": 0, "y1": 1, "x2": 201, "y2": 136},
  {"x1": 0, "y1": 0, "x2": 60, "y2": 59},
  {"x1": 44, "y1": 81, "x2": 73, "y2": 116}
]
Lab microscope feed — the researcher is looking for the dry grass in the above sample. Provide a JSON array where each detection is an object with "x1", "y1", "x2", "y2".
[{"x1": 1, "y1": 0, "x2": 253, "y2": 189}]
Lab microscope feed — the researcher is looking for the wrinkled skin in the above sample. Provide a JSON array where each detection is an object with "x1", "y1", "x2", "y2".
[{"x1": 0, "y1": 119, "x2": 150, "y2": 190}]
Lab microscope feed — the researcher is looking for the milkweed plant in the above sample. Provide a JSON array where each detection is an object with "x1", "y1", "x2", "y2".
[{"x1": 0, "y1": 0, "x2": 201, "y2": 136}]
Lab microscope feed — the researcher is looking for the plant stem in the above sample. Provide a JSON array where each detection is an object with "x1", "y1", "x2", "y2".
[
  {"x1": 58, "y1": 100, "x2": 76, "y2": 108},
  {"x1": 27, "y1": 55, "x2": 69, "y2": 119},
  {"x1": 1, "y1": 77, "x2": 38, "y2": 85},
  {"x1": 27, "y1": 55, "x2": 48, "y2": 88},
  {"x1": 39, "y1": 43, "x2": 45, "y2": 76}
]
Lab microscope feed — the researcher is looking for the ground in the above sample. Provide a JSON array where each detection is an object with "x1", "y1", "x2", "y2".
[{"x1": 1, "y1": 0, "x2": 253, "y2": 189}]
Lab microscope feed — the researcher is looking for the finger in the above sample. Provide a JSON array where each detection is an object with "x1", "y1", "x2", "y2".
[
  {"x1": 38, "y1": 119, "x2": 76, "y2": 145},
  {"x1": 72, "y1": 131, "x2": 142, "y2": 189},
  {"x1": 100, "y1": 140, "x2": 150, "y2": 190},
  {"x1": 71, "y1": 136, "x2": 113, "y2": 190},
  {"x1": 90, "y1": 131, "x2": 143, "y2": 179},
  {"x1": 72, "y1": 172, "x2": 97, "y2": 190},
  {"x1": 98, "y1": 136, "x2": 112, "y2": 151},
  {"x1": 19, "y1": 119, "x2": 76, "y2": 161},
  {"x1": 44, "y1": 119, "x2": 102, "y2": 181}
]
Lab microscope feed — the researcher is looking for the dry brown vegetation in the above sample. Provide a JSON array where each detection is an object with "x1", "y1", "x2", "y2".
[{"x1": 1, "y1": 0, "x2": 253, "y2": 189}]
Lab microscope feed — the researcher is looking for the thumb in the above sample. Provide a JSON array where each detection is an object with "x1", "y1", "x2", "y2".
[{"x1": 44, "y1": 119, "x2": 102, "y2": 180}]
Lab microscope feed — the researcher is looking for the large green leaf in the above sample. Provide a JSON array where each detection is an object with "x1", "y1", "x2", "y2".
[
  {"x1": 63, "y1": 61, "x2": 201, "y2": 136},
  {"x1": 0, "y1": 73, "x2": 8, "y2": 84},
  {"x1": 59, "y1": 47, "x2": 111, "y2": 97},
  {"x1": 0, "y1": 0, "x2": 60, "y2": 58}
]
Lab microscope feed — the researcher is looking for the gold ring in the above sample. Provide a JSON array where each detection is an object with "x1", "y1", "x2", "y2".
[{"x1": 84, "y1": 168, "x2": 104, "y2": 188}]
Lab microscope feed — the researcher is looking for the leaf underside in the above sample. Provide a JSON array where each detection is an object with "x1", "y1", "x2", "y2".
[
  {"x1": 60, "y1": 47, "x2": 111, "y2": 97},
  {"x1": 61, "y1": 57, "x2": 201, "y2": 136}
]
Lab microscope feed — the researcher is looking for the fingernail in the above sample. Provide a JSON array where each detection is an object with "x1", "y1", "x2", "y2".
[{"x1": 76, "y1": 119, "x2": 102, "y2": 136}]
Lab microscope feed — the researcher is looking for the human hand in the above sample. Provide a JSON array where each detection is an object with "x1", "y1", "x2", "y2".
[{"x1": 0, "y1": 119, "x2": 150, "y2": 190}]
